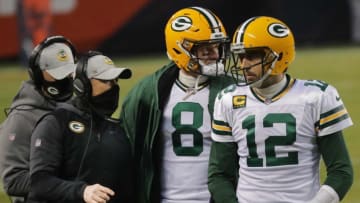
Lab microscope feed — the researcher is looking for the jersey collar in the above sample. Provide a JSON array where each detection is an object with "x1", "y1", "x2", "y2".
[{"x1": 250, "y1": 74, "x2": 296, "y2": 104}]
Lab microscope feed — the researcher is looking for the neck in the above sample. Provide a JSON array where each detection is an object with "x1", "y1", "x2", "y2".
[
  {"x1": 254, "y1": 75, "x2": 287, "y2": 98},
  {"x1": 178, "y1": 70, "x2": 208, "y2": 88}
]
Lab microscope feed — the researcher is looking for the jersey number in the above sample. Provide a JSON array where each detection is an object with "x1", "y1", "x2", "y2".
[
  {"x1": 304, "y1": 80, "x2": 328, "y2": 91},
  {"x1": 243, "y1": 113, "x2": 298, "y2": 167},
  {"x1": 172, "y1": 102, "x2": 203, "y2": 156}
]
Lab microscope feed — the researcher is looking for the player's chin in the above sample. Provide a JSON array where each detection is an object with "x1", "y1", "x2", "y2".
[{"x1": 245, "y1": 76, "x2": 258, "y2": 83}]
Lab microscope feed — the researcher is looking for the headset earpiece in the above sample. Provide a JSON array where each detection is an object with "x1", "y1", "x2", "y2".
[
  {"x1": 73, "y1": 51, "x2": 102, "y2": 101},
  {"x1": 28, "y1": 35, "x2": 77, "y2": 90}
]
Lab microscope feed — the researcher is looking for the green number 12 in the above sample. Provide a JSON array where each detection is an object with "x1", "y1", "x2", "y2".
[{"x1": 243, "y1": 113, "x2": 298, "y2": 167}]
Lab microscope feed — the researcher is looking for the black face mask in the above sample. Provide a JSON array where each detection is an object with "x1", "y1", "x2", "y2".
[
  {"x1": 42, "y1": 77, "x2": 73, "y2": 101},
  {"x1": 90, "y1": 85, "x2": 120, "y2": 117}
]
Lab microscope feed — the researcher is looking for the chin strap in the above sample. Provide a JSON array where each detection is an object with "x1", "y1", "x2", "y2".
[
  {"x1": 249, "y1": 66, "x2": 273, "y2": 88},
  {"x1": 308, "y1": 185, "x2": 339, "y2": 203},
  {"x1": 249, "y1": 52, "x2": 278, "y2": 88}
]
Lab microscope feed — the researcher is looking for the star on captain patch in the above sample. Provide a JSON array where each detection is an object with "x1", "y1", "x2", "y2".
[{"x1": 233, "y1": 95, "x2": 247, "y2": 109}]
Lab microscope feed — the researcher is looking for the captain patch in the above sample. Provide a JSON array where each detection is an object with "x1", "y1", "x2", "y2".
[{"x1": 233, "y1": 95, "x2": 247, "y2": 109}]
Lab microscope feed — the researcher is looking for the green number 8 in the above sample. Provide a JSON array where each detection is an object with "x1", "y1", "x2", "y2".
[{"x1": 172, "y1": 102, "x2": 204, "y2": 156}]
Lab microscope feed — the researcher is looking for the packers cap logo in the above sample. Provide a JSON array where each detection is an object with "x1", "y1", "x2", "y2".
[
  {"x1": 57, "y1": 49, "x2": 69, "y2": 61},
  {"x1": 172, "y1": 16, "x2": 192, "y2": 32},
  {"x1": 104, "y1": 56, "x2": 114, "y2": 65},
  {"x1": 233, "y1": 95, "x2": 247, "y2": 109},
  {"x1": 268, "y1": 23, "x2": 289, "y2": 38},
  {"x1": 69, "y1": 121, "x2": 85, "y2": 134}
]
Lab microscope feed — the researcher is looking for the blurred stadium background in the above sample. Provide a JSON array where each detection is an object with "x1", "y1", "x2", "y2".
[{"x1": 1, "y1": 0, "x2": 359, "y2": 202}]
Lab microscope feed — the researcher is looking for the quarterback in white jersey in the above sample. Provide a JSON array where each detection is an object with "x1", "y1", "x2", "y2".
[
  {"x1": 212, "y1": 77, "x2": 352, "y2": 202},
  {"x1": 158, "y1": 7, "x2": 232, "y2": 203},
  {"x1": 208, "y1": 16, "x2": 353, "y2": 203}
]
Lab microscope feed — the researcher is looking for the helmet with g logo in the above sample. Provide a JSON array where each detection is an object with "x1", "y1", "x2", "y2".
[
  {"x1": 165, "y1": 6, "x2": 228, "y2": 73},
  {"x1": 229, "y1": 16, "x2": 295, "y2": 85}
]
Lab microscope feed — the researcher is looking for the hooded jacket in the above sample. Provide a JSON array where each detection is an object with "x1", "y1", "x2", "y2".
[
  {"x1": 0, "y1": 80, "x2": 56, "y2": 201},
  {"x1": 29, "y1": 98, "x2": 134, "y2": 203}
]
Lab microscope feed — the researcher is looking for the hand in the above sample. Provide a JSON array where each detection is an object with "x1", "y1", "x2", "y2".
[{"x1": 83, "y1": 183, "x2": 115, "y2": 203}]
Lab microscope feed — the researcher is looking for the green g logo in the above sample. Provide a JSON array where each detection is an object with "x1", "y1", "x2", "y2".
[
  {"x1": 47, "y1": 87, "x2": 59, "y2": 95},
  {"x1": 268, "y1": 23, "x2": 289, "y2": 38},
  {"x1": 172, "y1": 16, "x2": 192, "y2": 32},
  {"x1": 69, "y1": 121, "x2": 85, "y2": 134}
]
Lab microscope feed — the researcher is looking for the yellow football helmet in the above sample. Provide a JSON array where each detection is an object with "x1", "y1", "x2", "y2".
[
  {"x1": 229, "y1": 16, "x2": 295, "y2": 86},
  {"x1": 165, "y1": 7, "x2": 228, "y2": 75}
]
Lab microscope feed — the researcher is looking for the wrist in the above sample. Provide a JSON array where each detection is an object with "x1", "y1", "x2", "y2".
[{"x1": 309, "y1": 185, "x2": 339, "y2": 203}]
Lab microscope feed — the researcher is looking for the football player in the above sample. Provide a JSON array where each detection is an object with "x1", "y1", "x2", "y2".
[
  {"x1": 209, "y1": 16, "x2": 353, "y2": 203},
  {"x1": 120, "y1": 6, "x2": 233, "y2": 203}
]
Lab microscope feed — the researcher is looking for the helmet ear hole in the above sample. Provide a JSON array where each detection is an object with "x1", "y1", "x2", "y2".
[
  {"x1": 173, "y1": 48, "x2": 181, "y2": 54},
  {"x1": 278, "y1": 52, "x2": 283, "y2": 61}
]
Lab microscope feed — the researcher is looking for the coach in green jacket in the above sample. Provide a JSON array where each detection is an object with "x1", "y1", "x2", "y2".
[{"x1": 120, "y1": 7, "x2": 233, "y2": 203}]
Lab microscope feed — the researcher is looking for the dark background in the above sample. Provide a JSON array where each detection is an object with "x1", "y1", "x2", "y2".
[{"x1": 99, "y1": 0, "x2": 352, "y2": 56}]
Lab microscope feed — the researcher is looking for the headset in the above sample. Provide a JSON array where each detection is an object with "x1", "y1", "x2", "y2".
[
  {"x1": 28, "y1": 35, "x2": 77, "y2": 90},
  {"x1": 73, "y1": 50, "x2": 103, "y2": 101}
]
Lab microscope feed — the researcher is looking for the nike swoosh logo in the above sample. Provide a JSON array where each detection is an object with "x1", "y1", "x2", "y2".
[{"x1": 336, "y1": 96, "x2": 341, "y2": 101}]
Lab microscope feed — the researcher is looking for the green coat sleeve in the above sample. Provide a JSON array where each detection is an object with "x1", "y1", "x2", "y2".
[
  {"x1": 208, "y1": 141, "x2": 238, "y2": 203},
  {"x1": 120, "y1": 82, "x2": 143, "y2": 151},
  {"x1": 318, "y1": 130, "x2": 353, "y2": 200},
  {"x1": 120, "y1": 77, "x2": 155, "y2": 203}
]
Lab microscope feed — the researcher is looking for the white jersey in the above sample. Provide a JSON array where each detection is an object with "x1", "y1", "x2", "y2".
[
  {"x1": 211, "y1": 77, "x2": 353, "y2": 202},
  {"x1": 160, "y1": 80, "x2": 212, "y2": 203}
]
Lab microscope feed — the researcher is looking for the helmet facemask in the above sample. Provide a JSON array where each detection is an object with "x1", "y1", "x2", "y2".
[
  {"x1": 228, "y1": 46, "x2": 278, "y2": 87},
  {"x1": 183, "y1": 38, "x2": 229, "y2": 77}
]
